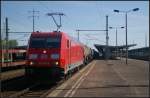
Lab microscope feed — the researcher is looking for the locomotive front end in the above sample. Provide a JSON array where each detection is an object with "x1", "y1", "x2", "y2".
[
  {"x1": 26, "y1": 32, "x2": 63, "y2": 80},
  {"x1": 27, "y1": 32, "x2": 61, "y2": 68}
]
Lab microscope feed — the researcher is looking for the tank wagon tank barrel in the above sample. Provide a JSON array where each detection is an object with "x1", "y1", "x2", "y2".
[{"x1": 83, "y1": 45, "x2": 93, "y2": 64}]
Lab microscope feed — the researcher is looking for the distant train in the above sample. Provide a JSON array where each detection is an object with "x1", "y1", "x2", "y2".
[
  {"x1": 26, "y1": 31, "x2": 93, "y2": 80},
  {"x1": 0, "y1": 49, "x2": 26, "y2": 67},
  {"x1": 128, "y1": 47, "x2": 150, "y2": 61}
]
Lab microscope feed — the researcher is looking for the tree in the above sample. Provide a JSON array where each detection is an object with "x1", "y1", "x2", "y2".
[
  {"x1": 0, "y1": 40, "x2": 18, "y2": 48},
  {"x1": 8, "y1": 40, "x2": 18, "y2": 48}
]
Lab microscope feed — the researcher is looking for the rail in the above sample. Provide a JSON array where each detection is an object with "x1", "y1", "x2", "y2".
[
  {"x1": 1, "y1": 69, "x2": 25, "y2": 81},
  {"x1": 7, "y1": 79, "x2": 65, "y2": 97}
]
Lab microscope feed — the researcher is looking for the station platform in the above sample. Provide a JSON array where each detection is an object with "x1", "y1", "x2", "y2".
[{"x1": 47, "y1": 59, "x2": 149, "y2": 97}]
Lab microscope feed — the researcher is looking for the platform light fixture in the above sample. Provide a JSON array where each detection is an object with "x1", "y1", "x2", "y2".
[{"x1": 113, "y1": 8, "x2": 139, "y2": 64}]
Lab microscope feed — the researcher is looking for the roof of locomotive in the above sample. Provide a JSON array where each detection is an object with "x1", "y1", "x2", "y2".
[
  {"x1": 30, "y1": 31, "x2": 63, "y2": 37},
  {"x1": 30, "y1": 31, "x2": 86, "y2": 47}
]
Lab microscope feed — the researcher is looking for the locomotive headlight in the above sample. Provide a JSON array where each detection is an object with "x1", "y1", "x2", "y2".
[
  {"x1": 51, "y1": 53, "x2": 59, "y2": 59},
  {"x1": 30, "y1": 61, "x2": 34, "y2": 65},
  {"x1": 43, "y1": 50, "x2": 47, "y2": 54},
  {"x1": 55, "y1": 61, "x2": 59, "y2": 65}
]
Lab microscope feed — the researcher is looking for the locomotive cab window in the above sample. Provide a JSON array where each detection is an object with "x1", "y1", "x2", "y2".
[
  {"x1": 30, "y1": 38, "x2": 45, "y2": 48},
  {"x1": 30, "y1": 37, "x2": 61, "y2": 48},
  {"x1": 46, "y1": 38, "x2": 60, "y2": 48}
]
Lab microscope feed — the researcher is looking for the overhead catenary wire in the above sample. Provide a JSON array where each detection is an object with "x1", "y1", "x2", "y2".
[
  {"x1": 38, "y1": 1, "x2": 79, "y2": 35},
  {"x1": 2, "y1": 18, "x2": 29, "y2": 32},
  {"x1": 29, "y1": 2, "x2": 107, "y2": 48},
  {"x1": 84, "y1": 35, "x2": 106, "y2": 44},
  {"x1": 1, "y1": 18, "x2": 31, "y2": 45}
]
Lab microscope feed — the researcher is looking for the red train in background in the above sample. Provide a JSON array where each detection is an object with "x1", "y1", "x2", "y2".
[
  {"x1": 26, "y1": 31, "x2": 93, "y2": 80},
  {"x1": 0, "y1": 49, "x2": 26, "y2": 68}
]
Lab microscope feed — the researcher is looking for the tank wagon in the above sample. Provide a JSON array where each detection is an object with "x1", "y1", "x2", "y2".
[
  {"x1": 83, "y1": 45, "x2": 93, "y2": 64},
  {"x1": 26, "y1": 31, "x2": 93, "y2": 80}
]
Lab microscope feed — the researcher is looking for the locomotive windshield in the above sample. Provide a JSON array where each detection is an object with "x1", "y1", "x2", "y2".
[{"x1": 29, "y1": 37, "x2": 61, "y2": 48}]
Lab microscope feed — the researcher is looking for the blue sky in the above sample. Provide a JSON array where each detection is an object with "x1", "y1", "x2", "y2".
[{"x1": 1, "y1": 1, "x2": 149, "y2": 49}]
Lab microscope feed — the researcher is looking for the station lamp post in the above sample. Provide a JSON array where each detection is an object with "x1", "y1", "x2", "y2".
[
  {"x1": 109, "y1": 26, "x2": 124, "y2": 57},
  {"x1": 113, "y1": 8, "x2": 139, "y2": 64}
]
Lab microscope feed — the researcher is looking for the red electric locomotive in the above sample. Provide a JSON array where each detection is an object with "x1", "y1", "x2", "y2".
[{"x1": 26, "y1": 31, "x2": 87, "y2": 79}]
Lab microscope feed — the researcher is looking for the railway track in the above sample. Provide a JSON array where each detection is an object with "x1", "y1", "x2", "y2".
[
  {"x1": 1, "y1": 71, "x2": 73, "y2": 98},
  {"x1": 1, "y1": 63, "x2": 89, "y2": 98},
  {"x1": 9, "y1": 83, "x2": 42, "y2": 97},
  {"x1": 2, "y1": 78, "x2": 66, "y2": 98},
  {"x1": 1, "y1": 69, "x2": 25, "y2": 81}
]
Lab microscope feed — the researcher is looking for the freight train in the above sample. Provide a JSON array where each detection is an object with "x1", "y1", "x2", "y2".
[{"x1": 26, "y1": 31, "x2": 93, "y2": 80}]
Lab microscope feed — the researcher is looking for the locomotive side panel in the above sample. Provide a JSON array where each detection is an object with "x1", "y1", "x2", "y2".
[
  {"x1": 64, "y1": 34, "x2": 84, "y2": 73},
  {"x1": 59, "y1": 33, "x2": 71, "y2": 74}
]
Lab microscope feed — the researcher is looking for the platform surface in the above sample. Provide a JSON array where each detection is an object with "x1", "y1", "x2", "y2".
[{"x1": 47, "y1": 59, "x2": 149, "y2": 97}]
